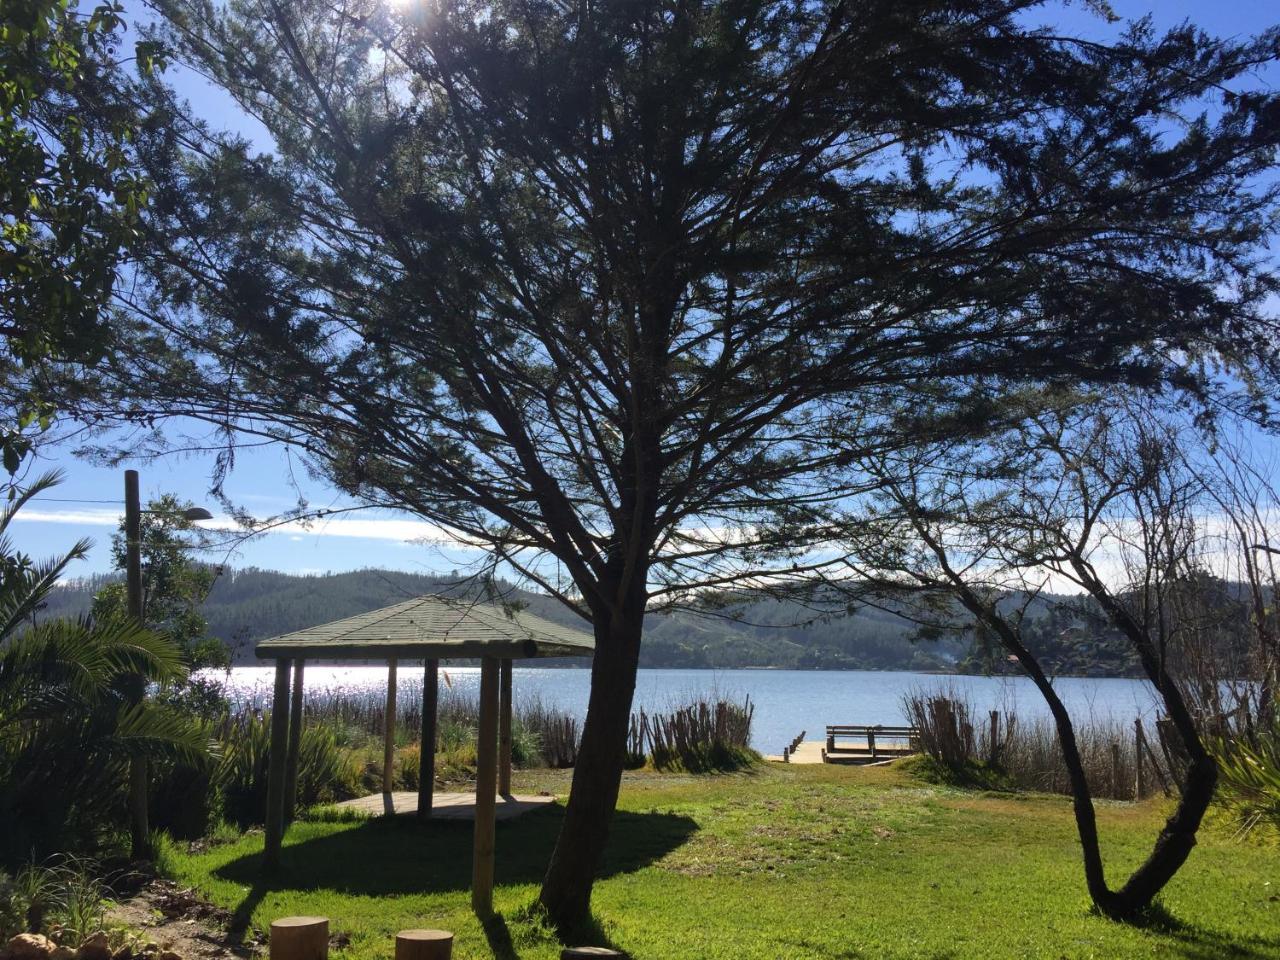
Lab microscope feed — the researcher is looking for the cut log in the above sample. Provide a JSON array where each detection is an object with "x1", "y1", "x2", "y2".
[
  {"x1": 394, "y1": 930, "x2": 453, "y2": 960},
  {"x1": 269, "y1": 917, "x2": 328, "y2": 960}
]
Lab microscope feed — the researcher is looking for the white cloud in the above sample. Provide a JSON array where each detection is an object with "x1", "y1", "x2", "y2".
[{"x1": 14, "y1": 508, "x2": 481, "y2": 548}]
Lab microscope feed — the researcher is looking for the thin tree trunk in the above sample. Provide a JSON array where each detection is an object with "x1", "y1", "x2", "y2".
[
  {"x1": 537, "y1": 608, "x2": 643, "y2": 930},
  {"x1": 1079, "y1": 576, "x2": 1219, "y2": 915},
  {"x1": 968, "y1": 583, "x2": 1217, "y2": 920},
  {"x1": 961, "y1": 598, "x2": 1114, "y2": 909}
]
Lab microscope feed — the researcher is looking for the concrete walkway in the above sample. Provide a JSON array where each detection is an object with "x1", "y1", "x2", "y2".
[{"x1": 334, "y1": 790, "x2": 557, "y2": 820}]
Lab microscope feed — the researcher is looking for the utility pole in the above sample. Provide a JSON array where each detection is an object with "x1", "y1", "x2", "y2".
[{"x1": 125, "y1": 469, "x2": 149, "y2": 860}]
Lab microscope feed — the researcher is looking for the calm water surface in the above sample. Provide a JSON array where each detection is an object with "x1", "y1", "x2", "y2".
[{"x1": 212, "y1": 666, "x2": 1162, "y2": 754}]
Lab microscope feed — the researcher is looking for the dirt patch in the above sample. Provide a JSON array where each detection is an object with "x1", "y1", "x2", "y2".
[{"x1": 107, "y1": 881, "x2": 261, "y2": 960}]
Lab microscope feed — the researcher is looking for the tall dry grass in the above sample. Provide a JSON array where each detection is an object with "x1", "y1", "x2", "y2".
[
  {"x1": 629, "y1": 696, "x2": 756, "y2": 771},
  {"x1": 903, "y1": 690, "x2": 1170, "y2": 800}
]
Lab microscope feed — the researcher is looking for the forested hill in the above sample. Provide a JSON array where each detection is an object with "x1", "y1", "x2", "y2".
[
  {"x1": 42, "y1": 567, "x2": 962, "y2": 670},
  {"x1": 47, "y1": 566, "x2": 1192, "y2": 674}
]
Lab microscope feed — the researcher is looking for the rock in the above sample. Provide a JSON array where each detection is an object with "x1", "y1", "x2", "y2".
[
  {"x1": 5, "y1": 934, "x2": 58, "y2": 960},
  {"x1": 51, "y1": 948, "x2": 75, "y2": 960},
  {"x1": 156, "y1": 951, "x2": 180, "y2": 960},
  {"x1": 110, "y1": 947, "x2": 133, "y2": 960},
  {"x1": 77, "y1": 933, "x2": 112, "y2": 960},
  {"x1": 140, "y1": 945, "x2": 160, "y2": 956}
]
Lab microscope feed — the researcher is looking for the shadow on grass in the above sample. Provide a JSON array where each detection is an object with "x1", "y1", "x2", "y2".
[
  {"x1": 480, "y1": 914, "x2": 517, "y2": 960},
  {"x1": 216, "y1": 805, "x2": 696, "y2": 942},
  {"x1": 1112, "y1": 901, "x2": 1280, "y2": 960}
]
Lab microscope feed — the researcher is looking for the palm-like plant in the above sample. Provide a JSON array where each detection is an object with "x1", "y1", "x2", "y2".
[
  {"x1": 0, "y1": 472, "x2": 209, "y2": 864},
  {"x1": 1212, "y1": 721, "x2": 1280, "y2": 837}
]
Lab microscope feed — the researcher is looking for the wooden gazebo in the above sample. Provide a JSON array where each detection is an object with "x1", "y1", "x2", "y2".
[{"x1": 254, "y1": 595, "x2": 594, "y2": 915}]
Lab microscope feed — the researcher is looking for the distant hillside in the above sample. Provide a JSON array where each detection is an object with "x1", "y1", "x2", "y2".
[
  {"x1": 41, "y1": 567, "x2": 961, "y2": 670},
  {"x1": 47, "y1": 565, "x2": 1223, "y2": 675}
]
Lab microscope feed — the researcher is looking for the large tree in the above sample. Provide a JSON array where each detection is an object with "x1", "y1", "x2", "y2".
[
  {"x1": 63, "y1": 0, "x2": 1280, "y2": 926},
  {"x1": 0, "y1": 0, "x2": 163, "y2": 471}
]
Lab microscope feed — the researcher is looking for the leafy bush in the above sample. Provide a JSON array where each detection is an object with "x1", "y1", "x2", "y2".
[
  {"x1": 1212, "y1": 720, "x2": 1280, "y2": 836},
  {"x1": 397, "y1": 744, "x2": 420, "y2": 789},
  {"x1": 0, "y1": 476, "x2": 209, "y2": 865},
  {"x1": 212, "y1": 712, "x2": 355, "y2": 826},
  {"x1": 0, "y1": 871, "x2": 26, "y2": 939},
  {"x1": 509, "y1": 717, "x2": 542, "y2": 767},
  {"x1": 0, "y1": 857, "x2": 110, "y2": 942}
]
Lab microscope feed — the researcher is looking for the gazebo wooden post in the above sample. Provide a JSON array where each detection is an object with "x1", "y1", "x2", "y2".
[
  {"x1": 471, "y1": 656, "x2": 500, "y2": 916},
  {"x1": 417, "y1": 659, "x2": 439, "y2": 820},
  {"x1": 383, "y1": 658, "x2": 398, "y2": 811},
  {"x1": 498, "y1": 658, "x2": 513, "y2": 796},
  {"x1": 284, "y1": 659, "x2": 305, "y2": 822},
  {"x1": 263, "y1": 657, "x2": 293, "y2": 871}
]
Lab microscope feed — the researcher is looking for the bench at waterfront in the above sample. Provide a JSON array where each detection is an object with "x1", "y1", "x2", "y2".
[{"x1": 825, "y1": 724, "x2": 919, "y2": 759}]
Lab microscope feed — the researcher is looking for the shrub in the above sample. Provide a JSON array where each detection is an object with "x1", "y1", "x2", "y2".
[
  {"x1": 0, "y1": 857, "x2": 110, "y2": 943},
  {"x1": 630, "y1": 697, "x2": 757, "y2": 772},
  {"x1": 212, "y1": 712, "x2": 354, "y2": 827},
  {"x1": 0, "y1": 474, "x2": 209, "y2": 863},
  {"x1": 1211, "y1": 719, "x2": 1280, "y2": 836},
  {"x1": 902, "y1": 693, "x2": 977, "y2": 772},
  {"x1": 397, "y1": 744, "x2": 421, "y2": 789},
  {"x1": 901, "y1": 689, "x2": 1167, "y2": 800}
]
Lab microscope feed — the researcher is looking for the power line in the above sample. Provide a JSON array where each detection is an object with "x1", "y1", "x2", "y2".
[{"x1": 27, "y1": 497, "x2": 126, "y2": 505}]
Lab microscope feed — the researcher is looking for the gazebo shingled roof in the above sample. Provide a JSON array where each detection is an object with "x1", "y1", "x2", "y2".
[{"x1": 254, "y1": 594, "x2": 595, "y2": 661}]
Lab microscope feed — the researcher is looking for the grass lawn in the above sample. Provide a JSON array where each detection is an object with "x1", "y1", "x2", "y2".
[{"x1": 160, "y1": 763, "x2": 1279, "y2": 960}]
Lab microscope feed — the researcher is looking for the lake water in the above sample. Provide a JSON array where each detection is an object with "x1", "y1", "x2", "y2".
[{"x1": 211, "y1": 666, "x2": 1163, "y2": 754}]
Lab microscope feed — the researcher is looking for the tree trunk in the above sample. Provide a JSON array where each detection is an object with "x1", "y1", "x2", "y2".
[
  {"x1": 974, "y1": 605, "x2": 1114, "y2": 910},
  {"x1": 967, "y1": 585, "x2": 1217, "y2": 920},
  {"x1": 537, "y1": 608, "x2": 643, "y2": 930}
]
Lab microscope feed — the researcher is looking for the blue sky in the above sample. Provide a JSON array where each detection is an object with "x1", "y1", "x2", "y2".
[{"x1": 12, "y1": 0, "x2": 1280, "y2": 577}]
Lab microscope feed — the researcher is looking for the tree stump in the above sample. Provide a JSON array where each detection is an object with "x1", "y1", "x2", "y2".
[
  {"x1": 269, "y1": 917, "x2": 329, "y2": 960},
  {"x1": 394, "y1": 930, "x2": 454, "y2": 960},
  {"x1": 561, "y1": 949, "x2": 625, "y2": 959}
]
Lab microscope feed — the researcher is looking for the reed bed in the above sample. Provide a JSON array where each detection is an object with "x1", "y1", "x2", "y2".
[
  {"x1": 229, "y1": 680, "x2": 580, "y2": 769},
  {"x1": 629, "y1": 696, "x2": 757, "y2": 771},
  {"x1": 903, "y1": 690, "x2": 1171, "y2": 800}
]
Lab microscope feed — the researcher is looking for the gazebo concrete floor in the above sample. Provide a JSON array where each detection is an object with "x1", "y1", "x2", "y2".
[{"x1": 334, "y1": 790, "x2": 557, "y2": 820}]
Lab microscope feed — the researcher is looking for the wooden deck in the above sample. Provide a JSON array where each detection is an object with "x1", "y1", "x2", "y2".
[{"x1": 334, "y1": 791, "x2": 557, "y2": 820}]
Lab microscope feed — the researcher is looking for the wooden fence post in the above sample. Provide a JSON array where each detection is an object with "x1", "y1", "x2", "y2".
[
  {"x1": 472, "y1": 657, "x2": 500, "y2": 916},
  {"x1": 498, "y1": 658, "x2": 513, "y2": 796},
  {"x1": 418, "y1": 659, "x2": 438, "y2": 820},
  {"x1": 263, "y1": 658, "x2": 293, "y2": 871},
  {"x1": 383, "y1": 658, "x2": 398, "y2": 807},
  {"x1": 285, "y1": 659, "x2": 305, "y2": 822},
  {"x1": 1134, "y1": 718, "x2": 1147, "y2": 799}
]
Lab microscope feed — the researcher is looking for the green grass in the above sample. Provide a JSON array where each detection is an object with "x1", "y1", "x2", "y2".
[{"x1": 161, "y1": 763, "x2": 1279, "y2": 960}]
